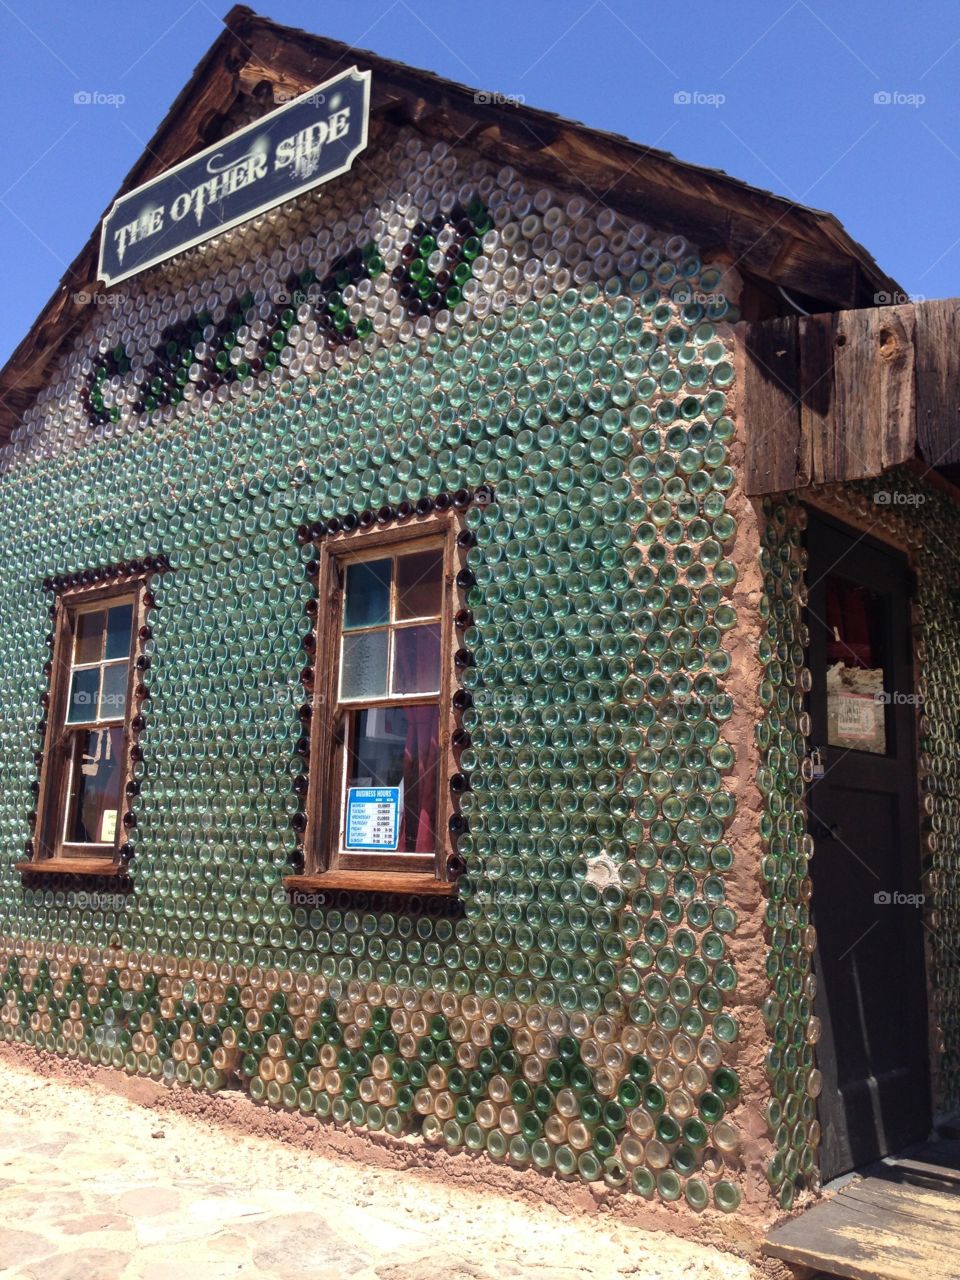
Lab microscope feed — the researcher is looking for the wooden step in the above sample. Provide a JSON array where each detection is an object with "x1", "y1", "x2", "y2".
[{"x1": 764, "y1": 1173, "x2": 960, "y2": 1280}]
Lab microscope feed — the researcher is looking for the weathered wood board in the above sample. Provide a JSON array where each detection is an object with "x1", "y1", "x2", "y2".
[
  {"x1": 765, "y1": 1171, "x2": 960, "y2": 1280},
  {"x1": 742, "y1": 299, "x2": 960, "y2": 494}
]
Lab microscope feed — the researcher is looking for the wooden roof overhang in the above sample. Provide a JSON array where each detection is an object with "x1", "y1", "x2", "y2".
[
  {"x1": 741, "y1": 298, "x2": 960, "y2": 498},
  {"x1": 0, "y1": 6, "x2": 903, "y2": 443}
]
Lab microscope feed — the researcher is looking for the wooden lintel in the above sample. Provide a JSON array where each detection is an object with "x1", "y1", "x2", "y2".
[
  {"x1": 743, "y1": 297, "x2": 960, "y2": 496},
  {"x1": 15, "y1": 858, "x2": 124, "y2": 878}
]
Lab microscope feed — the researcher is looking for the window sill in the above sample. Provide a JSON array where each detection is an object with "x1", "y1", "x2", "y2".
[
  {"x1": 284, "y1": 871, "x2": 457, "y2": 897},
  {"x1": 16, "y1": 857, "x2": 123, "y2": 877}
]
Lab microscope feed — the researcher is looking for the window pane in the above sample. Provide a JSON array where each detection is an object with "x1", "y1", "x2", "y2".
[
  {"x1": 99, "y1": 662, "x2": 129, "y2": 720},
  {"x1": 74, "y1": 610, "x2": 105, "y2": 666},
  {"x1": 825, "y1": 576, "x2": 887, "y2": 755},
  {"x1": 344, "y1": 559, "x2": 391, "y2": 630},
  {"x1": 340, "y1": 630, "x2": 388, "y2": 699},
  {"x1": 66, "y1": 668, "x2": 100, "y2": 724},
  {"x1": 396, "y1": 549, "x2": 443, "y2": 620},
  {"x1": 344, "y1": 705, "x2": 440, "y2": 853},
  {"x1": 105, "y1": 603, "x2": 134, "y2": 660},
  {"x1": 392, "y1": 623, "x2": 441, "y2": 694},
  {"x1": 64, "y1": 727, "x2": 123, "y2": 844}
]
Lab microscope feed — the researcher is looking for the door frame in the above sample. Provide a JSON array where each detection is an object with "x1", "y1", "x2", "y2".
[{"x1": 803, "y1": 502, "x2": 933, "y2": 1179}]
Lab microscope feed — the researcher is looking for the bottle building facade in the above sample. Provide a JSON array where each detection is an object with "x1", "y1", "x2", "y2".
[{"x1": 0, "y1": 7, "x2": 956, "y2": 1245}]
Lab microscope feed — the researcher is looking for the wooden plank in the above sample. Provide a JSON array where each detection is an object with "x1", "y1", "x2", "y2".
[
  {"x1": 886, "y1": 1140, "x2": 960, "y2": 1185},
  {"x1": 765, "y1": 1187, "x2": 960, "y2": 1280},
  {"x1": 833, "y1": 308, "x2": 883, "y2": 479},
  {"x1": 283, "y1": 872, "x2": 456, "y2": 896},
  {"x1": 839, "y1": 1178, "x2": 960, "y2": 1225},
  {"x1": 826, "y1": 306, "x2": 916, "y2": 480},
  {"x1": 901, "y1": 1138, "x2": 960, "y2": 1168},
  {"x1": 743, "y1": 299, "x2": 960, "y2": 494},
  {"x1": 798, "y1": 312, "x2": 838, "y2": 485},
  {"x1": 742, "y1": 315, "x2": 801, "y2": 495},
  {"x1": 15, "y1": 858, "x2": 123, "y2": 877},
  {"x1": 876, "y1": 305, "x2": 917, "y2": 470},
  {"x1": 33, "y1": 597, "x2": 73, "y2": 862},
  {"x1": 882, "y1": 1165, "x2": 960, "y2": 1194},
  {"x1": 915, "y1": 298, "x2": 960, "y2": 469},
  {"x1": 767, "y1": 235, "x2": 860, "y2": 309}
]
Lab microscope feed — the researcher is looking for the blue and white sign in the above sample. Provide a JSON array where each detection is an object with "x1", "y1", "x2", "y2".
[
  {"x1": 98, "y1": 66, "x2": 371, "y2": 286},
  {"x1": 345, "y1": 786, "x2": 400, "y2": 851}
]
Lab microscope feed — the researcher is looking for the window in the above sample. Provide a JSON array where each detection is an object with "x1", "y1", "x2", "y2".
[
  {"x1": 23, "y1": 573, "x2": 150, "y2": 874},
  {"x1": 293, "y1": 504, "x2": 474, "y2": 894},
  {"x1": 824, "y1": 575, "x2": 888, "y2": 754},
  {"x1": 340, "y1": 544, "x2": 444, "y2": 857}
]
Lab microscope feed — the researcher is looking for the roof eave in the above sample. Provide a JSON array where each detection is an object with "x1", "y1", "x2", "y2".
[{"x1": 0, "y1": 3, "x2": 901, "y2": 440}]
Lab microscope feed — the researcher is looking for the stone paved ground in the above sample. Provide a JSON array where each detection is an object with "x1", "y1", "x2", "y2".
[{"x1": 0, "y1": 1052, "x2": 757, "y2": 1280}]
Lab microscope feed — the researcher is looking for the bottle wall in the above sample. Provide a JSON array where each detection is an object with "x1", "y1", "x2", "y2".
[
  {"x1": 0, "y1": 115, "x2": 756, "y2": 1215},
  {"x1": 757, "y1": 473, "x2": 960, "y2": 1209}
]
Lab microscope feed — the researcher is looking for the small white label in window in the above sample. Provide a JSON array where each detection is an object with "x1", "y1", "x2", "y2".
[
  {"x1": 100, "y1": 810, "x2": 117, "y2": 842},
  {"x1": 345, "y1": 786, "x2": 400, "y2": 850},
  {"x1": 836, "y1": 692, "x2": 879, "y2": 740}
]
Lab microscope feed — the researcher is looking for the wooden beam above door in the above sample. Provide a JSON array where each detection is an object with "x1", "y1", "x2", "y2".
[{"x1": 741, "y1": 298, "x2": 960, "y2": 495}]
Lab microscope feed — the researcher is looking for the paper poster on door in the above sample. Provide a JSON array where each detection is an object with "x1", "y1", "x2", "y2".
[
  {"x1": 345, "y1": 786, "x2": 400, "y2": 850},
  {"x1": 836, "y1": 693, "x2": 877, "y2": 738},
  {"x1": 827, "y1": 663, "x2": 886, "y2": 754}
]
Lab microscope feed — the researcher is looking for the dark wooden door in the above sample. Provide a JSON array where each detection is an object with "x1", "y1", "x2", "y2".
[{"x1": 805, "y1": 510, "x2": 930, "y2": 1182}]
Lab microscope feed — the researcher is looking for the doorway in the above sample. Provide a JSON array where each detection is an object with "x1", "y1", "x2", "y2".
[{"x1": 805, "y1": 509, "x2": 930, "y2": 1182}]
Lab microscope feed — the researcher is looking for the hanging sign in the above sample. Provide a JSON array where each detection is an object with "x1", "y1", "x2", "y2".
[
  {"x1": 98, "y1": 66, "x2": 371, "y2": 286},
  {"x1": 345, "y1": 787, "x2": 401, "y2": 851}
]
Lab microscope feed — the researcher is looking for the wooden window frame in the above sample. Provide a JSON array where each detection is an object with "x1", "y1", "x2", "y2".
[
  {"x1": 287, "y1": 508, "x2": 469, "y2": 897},
  {"x1": 19, "y1": 574, "x2": 150, "y2": 877}
]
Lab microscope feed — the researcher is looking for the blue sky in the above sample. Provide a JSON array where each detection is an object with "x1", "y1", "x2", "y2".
[{"x1": 1, "y1": 1, "x2": 957, "y2": 364}]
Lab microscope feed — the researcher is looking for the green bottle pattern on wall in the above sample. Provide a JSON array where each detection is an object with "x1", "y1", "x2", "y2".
[{"x1": 0, "y1": 120, "x2": 753, "y2": 1213}]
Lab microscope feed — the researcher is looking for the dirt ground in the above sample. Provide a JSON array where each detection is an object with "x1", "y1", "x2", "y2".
[{"x1": 0, "y1": 1047, "x2": 763, "y2": 1280}]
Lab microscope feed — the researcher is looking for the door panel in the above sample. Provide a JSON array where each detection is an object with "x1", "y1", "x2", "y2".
[{"x1": 805, "y1": 511, "x2": 929, "y2": 1181}]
